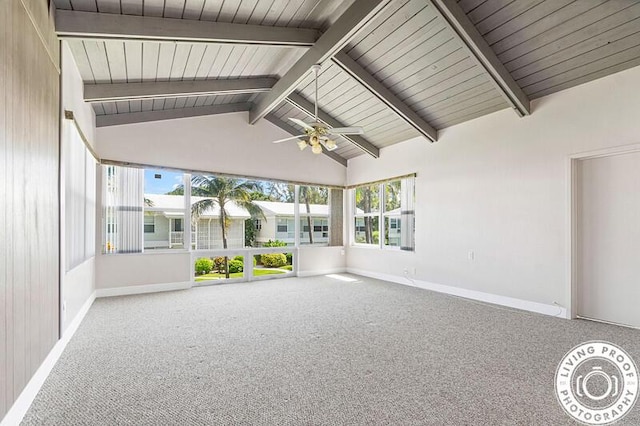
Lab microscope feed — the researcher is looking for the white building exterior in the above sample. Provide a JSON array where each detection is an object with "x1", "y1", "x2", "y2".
[
  {"x1": 253, "y1": 201, "x2": 329, "y2": 246},
  {"x1": 144, "y1": 194, "x2": 250, "y2": 250}
]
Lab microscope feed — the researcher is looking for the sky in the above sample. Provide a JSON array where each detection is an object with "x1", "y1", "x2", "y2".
[{"x1": 144, "y1": 169, "x2": 184, "y2": 194}]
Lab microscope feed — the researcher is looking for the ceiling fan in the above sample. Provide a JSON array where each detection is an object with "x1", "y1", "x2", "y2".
[{"x1": 271, "y1": 64, "x2": 365, "y2": 154}]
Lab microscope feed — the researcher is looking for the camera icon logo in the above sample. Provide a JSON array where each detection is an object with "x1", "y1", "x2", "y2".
[
  {"x1": 576, "y1": 366, "x2": 618, "y2": 402},
  {"x1": 555, "y1": 341, "x2": 638, "y2": 425}
]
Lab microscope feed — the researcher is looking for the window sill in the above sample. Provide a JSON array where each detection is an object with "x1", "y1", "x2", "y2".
[
  {"x1": 101, "y1": 249, "x2": 190, "y2": 256},
  {"x1": 350, "y1": 244, "x2": 414, "y2": 253}
]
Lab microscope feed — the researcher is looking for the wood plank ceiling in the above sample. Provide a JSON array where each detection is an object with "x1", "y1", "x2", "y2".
[{"x1": 55, "y1": 0, "x2": 640, "y2": 163}]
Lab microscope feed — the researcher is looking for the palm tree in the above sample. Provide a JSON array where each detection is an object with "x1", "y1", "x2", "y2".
[
  {"x1": 299, "y1": 186, "x2": 328, "y2": 244},
  {"x1": 191, "y1": 175, "x2": 264, "y2": 278},
  {"x1": 355, "y1": 186, "x2": 378, "y2": 244}
]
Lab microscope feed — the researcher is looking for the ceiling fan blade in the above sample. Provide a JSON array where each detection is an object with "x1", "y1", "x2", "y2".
[
  {"x1": 289, "y1": 118, "x2": 314, "y2": 131},
  {"x1": 272, "y1": 135, "x2": 305, "y2": 144},
  {"x1": 328, "y1": 126, "x2": 364, "y2": 135},
  {"x1": 320, "y1": 140, "x2": 338, "y2": 151}
]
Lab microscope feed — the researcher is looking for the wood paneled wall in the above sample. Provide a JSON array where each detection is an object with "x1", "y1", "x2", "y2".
[{"x1": 0, "y1": 0, "x2": 60, "y2": 419}]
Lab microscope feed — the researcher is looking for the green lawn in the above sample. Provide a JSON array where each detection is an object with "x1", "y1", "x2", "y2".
[{"x1": 195, "y1": 268, "x2": 287, "y2": 282}]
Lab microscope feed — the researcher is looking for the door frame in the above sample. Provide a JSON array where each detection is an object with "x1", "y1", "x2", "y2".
[{"x1": 566, "y1": 143, "x2": 640, "y2": 320}]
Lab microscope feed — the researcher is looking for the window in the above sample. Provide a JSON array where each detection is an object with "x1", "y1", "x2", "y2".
[
  {"x1": 191, "y1": 174, "x2": 248, "y2": 250},
  {"x1": 102, "y1": 166, "x2": 188, "y2": 253},
  {"x1": 144, "y1": 169, "x2": 187, "y2": 250},
  {"x1": 103, "y1": 165, "x2": 145, "y2": 254},
  {"x1": 351, "y1": 176, "x2": 415, "y2": 251},
  {"x1": 299, "y1": 185, "x2": 330, "y2": 246},
  {"x1": 144, "y1": 215, "x2": 155, "y2": 233},
  {"x1": 102, "y1": 166, "x2": 346, "y2": 253},
  {"x1": 64, "y1": 119, "x2": 97, "y2": 270},
  {"x1": 383, "y1": 180, "x2": 401, "y2": 247},
  {"x1": 353, "y1": 184, "x2": 380, "y2": 245}
]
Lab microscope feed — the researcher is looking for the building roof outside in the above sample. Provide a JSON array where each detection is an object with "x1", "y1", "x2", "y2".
[
  {"x1": 145, "y1": 194, "x2": 251, "y2": 219},
  {"x1": 253, "y1": 201, "x2": 329, "y2": 216}
]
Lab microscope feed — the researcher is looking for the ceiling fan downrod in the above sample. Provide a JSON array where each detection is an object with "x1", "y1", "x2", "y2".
[{"x1": 312, "y1": 64, "x2": 321, "y2": 123}]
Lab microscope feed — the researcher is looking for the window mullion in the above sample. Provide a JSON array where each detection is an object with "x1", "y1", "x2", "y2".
[
  {"x1": 294, "y1": 185, "x2": 300, "y2": 248},
  {"x1": 379, "y1": 183, "x2": 383, "y2": 249},
  {"x1": 184, "y1": 173, "x2": 191, "y2": 251}
]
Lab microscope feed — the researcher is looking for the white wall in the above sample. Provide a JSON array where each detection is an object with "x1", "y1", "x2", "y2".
[
  {"x1": 346, "y1": 65, "x2": 640, "y2": 311},
  {"x1": 96, "y1": 112, "x2": 347, "y2": 187},
  {"x1": 62, "y1": 41, "x2": 96, "y2": 149},
  {"x1": 96, "y1": 252, "x2": 192, "y2": 290},
  {"x1": 298, "y1": 246, "x2": 346, "y2": 276},
  {"x1": 60, "y1": 41, "x2": 97, "y2": 333}
]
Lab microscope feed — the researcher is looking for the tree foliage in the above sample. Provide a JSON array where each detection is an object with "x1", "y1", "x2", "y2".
[
  {"x1": 166, "y1": 186, "x2": 184, "y2": 195},
  {"x1": 262, "y1": 239, "x2": 287, "y2": 247},
  {"x1": 191, "y1": 175, "x2": 264, "y2": 277}
]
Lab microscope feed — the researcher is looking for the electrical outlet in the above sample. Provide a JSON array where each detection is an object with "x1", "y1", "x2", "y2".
[{"x1": 468, "y1": 250, "x2": 475, "y2": 261}]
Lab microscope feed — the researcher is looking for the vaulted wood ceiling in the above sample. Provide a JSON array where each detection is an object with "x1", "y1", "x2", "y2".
[{"x1": 54, "y1": 0, "x2": 640, "y2": 164}]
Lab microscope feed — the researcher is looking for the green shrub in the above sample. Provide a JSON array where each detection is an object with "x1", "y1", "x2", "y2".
[
  {"x1": 234, "y1": 255, "x2": 257, "y2": 266},
  {"x1": 228, "y1": 259, "x2": 243, "y2": 273},
  {"x1": 194, "y1": 257, "x2": 213, "y2": 275},
  {"x1": 285, "y1": 252, "x2": 293, "y2": 265},
  {"x1": 260, "y1": 253, "x2": 287, "y2": 268},
  {"x1": 372, "y1": 231, "x2": 380, "y2": 244},
  {"x1": 263, "y1": 239, "x2": 287, "y2": 247}
]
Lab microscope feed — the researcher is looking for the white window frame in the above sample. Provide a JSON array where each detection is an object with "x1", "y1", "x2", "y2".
[
  {"x1": 144, "y1": 214, "x2": 156, "y2": 234},
  {"x1": 382, "y1": 180, "x2": 402, "y2": 250},
  {"x1": 352, "y1": 184, "x2": 382, "y2": 248},
  {"x1": 142, "y1": 170, "x2": 190, "y2": 253},
  {"x1": 298, "y1": 184, "x2": 330, "y2": 247},
  {"x1": 350, "y1": 177, "x2": 414, "y2": 251}
]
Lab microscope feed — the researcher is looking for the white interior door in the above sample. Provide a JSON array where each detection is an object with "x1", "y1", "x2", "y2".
[{"x1": 577, "y1": 151, "x2": 640, "y2": 328}]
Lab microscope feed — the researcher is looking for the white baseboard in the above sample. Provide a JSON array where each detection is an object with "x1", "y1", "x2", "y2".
[
  {"x1": 347, "y1": 268, "x2": 567, "y2": 318},
  {"x1": 297, "y1": 268, "x2": 347, "y2": 278},
  {"x1": 95, "y1": 281, "x2": 192, "y2": 298},
  {"x1": 1, "y1": 291, "x2": 96, "y2": 426}
]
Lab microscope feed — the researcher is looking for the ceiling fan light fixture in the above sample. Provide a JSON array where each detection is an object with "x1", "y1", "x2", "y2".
[
  {"x1": 311, "y1": 144, "x2": 323, "y2": 155},
  {"x1": 325, "y1": 139, "x2": 337, "y2": 150},
  {"x1": 309, "y1": 135, "x2": 319, "y2": 145},
  {"x1": 297, "y1": 140, "x2": 308, "y2": 151}
]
